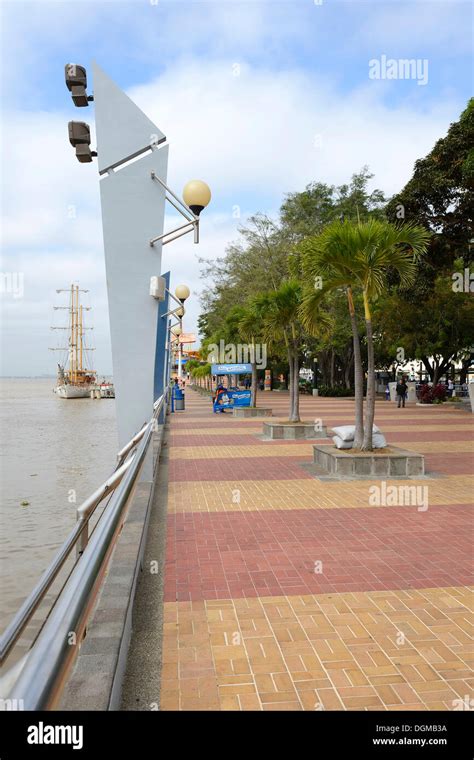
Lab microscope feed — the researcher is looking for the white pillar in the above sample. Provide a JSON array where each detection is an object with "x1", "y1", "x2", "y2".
[
  {"x1": 93, "y1": 63, "x2": 168, "y2": 456},
  {"x1": 177, "y1": 342, "x2": 182, "y2": 379}
]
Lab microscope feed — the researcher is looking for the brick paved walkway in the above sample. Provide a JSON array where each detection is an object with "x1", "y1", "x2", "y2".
[{"x1": 160, "y1": 390, "x2": 473, "y2": 711}]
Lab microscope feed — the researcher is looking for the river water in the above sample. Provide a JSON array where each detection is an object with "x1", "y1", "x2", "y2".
[{"x1": 0, "y1": 378, "x2": 118, "y2": 641}]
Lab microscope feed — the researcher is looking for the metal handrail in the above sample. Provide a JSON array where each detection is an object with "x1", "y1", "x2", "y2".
[
  {"x1": 116, "y1": 423, "x2": 148, "y2": 466},
  {"x1": 0, "y1": 454, "x2": 135, "y2": 665},
  {"x1": 0, "y1": 393, "x2": 166, "y2": 672}
]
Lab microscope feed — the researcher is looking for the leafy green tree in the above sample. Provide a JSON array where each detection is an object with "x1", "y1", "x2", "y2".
[
  {"x1": 375, "y1": 267, "x2": 474, "y2": 384},
  {"x1": 199, "y1": 214, "x2": 291, "y2": 341},
  {"x1": 281, "y1": 166, "x2": 387, "y2": 240},
  {"x1": 383, "y1": 98, "x2": 474, "y2": 381},
  {"x1": 386, "y1": 99, "x2": 474, "y2": 274}
]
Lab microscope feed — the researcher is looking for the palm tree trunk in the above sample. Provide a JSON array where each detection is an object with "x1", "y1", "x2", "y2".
[
  {"x1": 288, "y1": 349, "x2": 294, "y2": 421},
  {"x1": 292, "y1": 352, "x2": 300, "y2": 423},
  {"x1": 347, "y1": 288, "x2": 364, "y2": 448},
  {"x1": 288, "y1": 349, "x2": 300, "y2": 422},
  {"x1": 251, "y1": 362, "x2": 257, "y2": 407},
  {"x1": 330, "y1": 349, "x2": 335, "y2": 387},
  {"x1": 362, "y1": 299, "x2": 375, "y2": 451}
]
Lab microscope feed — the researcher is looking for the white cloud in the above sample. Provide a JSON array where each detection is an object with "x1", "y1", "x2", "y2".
[
  {"x1": 131, "y1": 58, "x2": 459, "y2": 197},
  {"x1": 1, "y1": 55, "x2": 466, "y2": 375}
]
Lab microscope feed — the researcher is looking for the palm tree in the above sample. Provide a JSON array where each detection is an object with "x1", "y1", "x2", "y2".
[
  {"x1": 347, "y1": 220, "x2": 430, "y2": 448},
  {"x1": 300, "y1": 220, "x2": 429, "y2": 449},
  {"x1": 255, "y1": 280, "x2": 327, "y2": 423},
  {"x1": 300, "y1": 224, "x2": 366, "y2": 447},
  {"x1": 185, "y1": 358, "x2": 200, "y2": 380},
  {"x1": 238, "y1": 302, "x2": 266, "y2": 408},
  {"x1": 204, "y1": 306, "x2": 263, "y2": 407}
]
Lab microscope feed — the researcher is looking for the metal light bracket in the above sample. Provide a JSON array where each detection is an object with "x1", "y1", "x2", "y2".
[
  {"x1": 161, "y1": 287, "x2": 186, "y2": 318},
  {"x1": 149, "y1": 172, "x2": 199, "y2": 246}
]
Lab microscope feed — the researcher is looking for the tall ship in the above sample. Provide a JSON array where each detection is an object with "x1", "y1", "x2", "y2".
[{"x1": 50, "y1": 284, "x2": 97, "y2": 398}]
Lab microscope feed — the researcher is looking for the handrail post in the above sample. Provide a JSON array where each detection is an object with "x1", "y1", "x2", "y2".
[{"x1": 76, "y1": 517, "x2": 87, "y2": 559}]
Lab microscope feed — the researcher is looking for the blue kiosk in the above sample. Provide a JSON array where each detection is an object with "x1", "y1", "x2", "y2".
[{"x1": 211, "y1": 363, "x2": 252, "y2": 413}]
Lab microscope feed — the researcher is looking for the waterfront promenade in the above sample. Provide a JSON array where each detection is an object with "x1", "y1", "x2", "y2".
[{"x1": 155, "y1": 389, "x2": 473, "y2": 711}]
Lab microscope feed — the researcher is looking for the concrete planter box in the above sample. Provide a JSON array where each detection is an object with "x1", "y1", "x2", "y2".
[
  {"x1": 263, "y1": 421, "x2": 328, "y2": 440},
  {"x1": 233, "y1": 407, "x2": 273, "y2": 418},
  {"x1": 313, "y1": 444, "x2": 424, "y2": 479},
  {"x1": 407, "y1": 382, "x2": 417, "y2": 403},
  {"x1": 469, "y1": 383, "x2": 474, "y2": 413}
]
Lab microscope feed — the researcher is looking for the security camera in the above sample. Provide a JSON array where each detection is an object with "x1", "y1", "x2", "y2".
[
  {"x1": 65, "y1": 64, "x2": 93, "y2": 107},
  {"x1": 68, "y1": 121, "x2": 97, "y2": 163}
]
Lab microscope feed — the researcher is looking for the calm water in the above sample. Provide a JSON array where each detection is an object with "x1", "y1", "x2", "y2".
[{"x1": 0, "y1": 379, "x2": 118, "y2": 636}]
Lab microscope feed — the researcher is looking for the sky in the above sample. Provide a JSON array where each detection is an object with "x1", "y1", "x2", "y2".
[{"x1": 0, "y1": 0, "x2": 472, "y2": 376}]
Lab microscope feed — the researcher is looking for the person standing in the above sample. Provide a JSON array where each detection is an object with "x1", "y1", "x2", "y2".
[
  {"x1": 396, "y1": 377, "x2": 407, "y2": 408},
  {"x1": 447, "y1": 379, "x2": 454, "y2": 397}
]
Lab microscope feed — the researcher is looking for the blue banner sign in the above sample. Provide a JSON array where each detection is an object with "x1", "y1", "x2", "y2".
[
  {"x1": 211, "y1": 363, "x2": 252, "y2": 374},
  {"x1": 213, "y1": 389, "x2": 251, "y2": 413}
]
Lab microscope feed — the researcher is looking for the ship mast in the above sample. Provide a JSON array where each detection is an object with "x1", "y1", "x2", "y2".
[
  {"x1": 71, "y1": 284, "x2": 77, "y2": 383},
  {"x1": 70, "y1": 284, "x2": 74, "y2": 382},
  {"x1": 50, "y1": 285, "x2": 95, "y2": 381},
  {"x1": 79, "y1": 302, "x2": 83, "y2": 373}
]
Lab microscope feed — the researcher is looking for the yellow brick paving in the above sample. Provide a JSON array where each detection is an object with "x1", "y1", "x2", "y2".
[
  {"x1": 161, "y1": 587, "x2": 473, "y2": 711},
  {"x1": 171, "y1": 424, "x2": 474, "y2": 436},
  {"x1": 169, "y1": 440, "x2": 474, "y2": 459},
  {"x1": 166, "y1": 475, "x2": 474, "y2": 514}
]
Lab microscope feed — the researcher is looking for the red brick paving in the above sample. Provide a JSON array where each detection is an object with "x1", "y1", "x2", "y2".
[{"x1": 164, "y1": 504, "x2": 473, "y2": 602}]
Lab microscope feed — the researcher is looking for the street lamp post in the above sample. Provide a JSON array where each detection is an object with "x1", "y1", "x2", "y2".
[{"x1": 313, "y1": 358, "x2": 319, "y2": 397}]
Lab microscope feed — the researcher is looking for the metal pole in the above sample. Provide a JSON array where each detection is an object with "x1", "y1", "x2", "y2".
[{"x1": 149, "y1": 219, "x2": 195, "y2": 247}]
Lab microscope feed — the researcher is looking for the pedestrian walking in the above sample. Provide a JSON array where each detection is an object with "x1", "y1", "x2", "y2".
[{"x1": 396, "y1": 377, "x2": 407, "y2": 408}]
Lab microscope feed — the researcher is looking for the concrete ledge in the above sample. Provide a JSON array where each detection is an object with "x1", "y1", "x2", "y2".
[
  {"x1": 313, "y1": 444, "x2": 425, "y2": 479},
  {"x1": 59, "y1": 426, "x2": 166, "y2": 711},
  {"x1": 233, "y1": 407, "x2": 273, "y2": 418},
  {"x1": 263, "y1": 421, "x2": 328, "y2": 440}
]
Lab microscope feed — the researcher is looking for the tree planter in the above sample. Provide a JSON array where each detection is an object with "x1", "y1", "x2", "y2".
[
  {"x1": 262, "y1": 421, "x2": 328, "y2": 440},
  {"x1": 313, "y1": 444, "x2": 425, "y2": 478},
  {"x1": 468, "y1": 383, "x2": 474, "y2": 413},
  {"x1": 233, "y1": 407, "x2": 273, "y2": 418}
]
